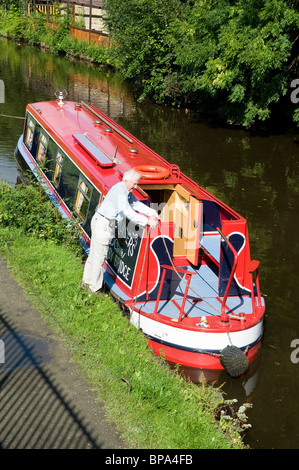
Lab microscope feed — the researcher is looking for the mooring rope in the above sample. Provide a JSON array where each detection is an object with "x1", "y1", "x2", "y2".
[
  {"x1": 121, "y1": 227, "x2": 152, "y2": 390},
  {"x1": 0, "y1": 113, "x2": 24, "y2": 119}
]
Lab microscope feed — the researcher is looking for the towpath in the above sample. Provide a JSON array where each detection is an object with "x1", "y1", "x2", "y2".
[{"x1": 0, "y1": 254, "x2": 127, "y2": 449}]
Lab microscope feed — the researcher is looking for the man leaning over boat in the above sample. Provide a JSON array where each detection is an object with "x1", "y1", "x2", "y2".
[{"x1": 81, "y1": 169, "x2": 159, "y2": 295}]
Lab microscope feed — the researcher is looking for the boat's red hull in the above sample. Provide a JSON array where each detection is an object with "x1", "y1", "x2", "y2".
[{"x1": 148, "y1": 338, "x2": 262, "y2": 370}]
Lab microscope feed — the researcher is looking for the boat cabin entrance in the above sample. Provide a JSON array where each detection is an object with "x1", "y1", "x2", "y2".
[{"x1": 140, "y1": 183, "x2": 203, "y2": 265}]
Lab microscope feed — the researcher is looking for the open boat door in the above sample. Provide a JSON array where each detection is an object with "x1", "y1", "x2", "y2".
[{"x1": 186, "y1": 197, "x2": 203, "y2": 265}]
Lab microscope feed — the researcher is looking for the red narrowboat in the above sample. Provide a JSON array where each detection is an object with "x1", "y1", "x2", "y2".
[{"x1": 14, "y1": 96, "x2": 265, "y2": 377}]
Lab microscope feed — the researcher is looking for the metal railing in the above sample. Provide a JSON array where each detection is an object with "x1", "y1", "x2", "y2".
[
  {"x1": 216, "y1": 227, "x2": 239, "y2": 322},
  {"x1": 217, "y1": 227, "x2": 262, "y2": 321},
  {"x1": 154, "y1": 265, "x2": 196, "y2": 321},
  {"x1": 247, "y1": 259, "x2": 262, "y2": 317},
  {"x1": 144, "y1": 225, "x2": 262, "y2": 324}
]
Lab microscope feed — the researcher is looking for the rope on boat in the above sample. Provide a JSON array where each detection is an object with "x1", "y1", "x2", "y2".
[
  {"x1": 0, "y1": 113, "x2": 24, "y2": 119},
  {"x1": 121, "y1": 227, "x2": 152, "y2": 390},
  {"x1": 191, "y1": 343, "x2": 249, "y2": 378}
]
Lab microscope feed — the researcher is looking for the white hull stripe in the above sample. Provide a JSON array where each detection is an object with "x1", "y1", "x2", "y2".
[
  {"x1": 130, "y1": 310, "x2": 263, "y2": 353},
  {"x1": 144, "y1": 332, "x2": 262, "y2": 355}
]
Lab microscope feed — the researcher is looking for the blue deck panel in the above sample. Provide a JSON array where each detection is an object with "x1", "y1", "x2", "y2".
[
  {"x1": 169, "y1": 263, "x2": 219, "y2": 299},
  {"x1": 134, "y1": 295, "x2": 254, "y2": 318},
  {"x1": 133, "y1": 261, "x2": 256, "y2": 319},
  {"x1": 104, "y1": 254, "x2": 261, "y2": 319},
  {"x1": 200, "y1": 234, "x2": 221, "y2": 262}
]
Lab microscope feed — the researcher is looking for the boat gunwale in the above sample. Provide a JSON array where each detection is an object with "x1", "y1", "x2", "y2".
[{"x1": 126, "y1": 299, "x2": 264, "y2": 334}]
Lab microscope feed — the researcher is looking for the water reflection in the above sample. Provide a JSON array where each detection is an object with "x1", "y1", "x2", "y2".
[{"x1": 0, "y1": 36, "x2": 299, "y2": 449}]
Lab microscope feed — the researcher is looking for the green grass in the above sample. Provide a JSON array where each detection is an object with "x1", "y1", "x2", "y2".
[
  {"x1": 0, "y1": 227, "x2": 246, "y2": 449},
  {"x1": 0, "y1": 180, "x2": 246, "y2": 448}
]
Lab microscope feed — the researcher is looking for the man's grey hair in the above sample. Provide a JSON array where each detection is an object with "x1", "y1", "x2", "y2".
[{"x1": 123, "y1": 169, "x2": 141, "y2": 182}]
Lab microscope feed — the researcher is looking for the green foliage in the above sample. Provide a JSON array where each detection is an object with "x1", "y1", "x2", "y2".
[
  {"x1": 54, "y1": 34, "x2": 110, "y2": 64},
  {"x1": 0, "y1": 6, "x2": 111, "y2": 65},
  {"x1": 104, "y1": 0, "x2": 299, "y2": 126},
  {"x1": 0, "y1": 5, "x2": 26, "y2": 39},
  {"x1": 0, "y1": 6, "x2": 48, "y2": 43},
  {"x1": 293, "y1": 106, "x2": 299, "y2": 124},
  {"x1": 0, "y1": 0, "x2": 23, "y2": 12},
  {"x1": 175, "y1": 0, "x2": 299, "y2": 125},
  {"x1": 0, "y1": 2, "x2": 298, "y2": 126},
  {"x1": 0, "y1": 181, "x2": 81, "y2": 254},
  {"x1": 104, "y1": 0, "x2": 183, "y2": 101}
]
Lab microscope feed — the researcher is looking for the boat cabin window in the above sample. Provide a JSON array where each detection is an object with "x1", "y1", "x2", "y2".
[
  {"x1": 37, "y1": 134, "x2": 48, "y2": 164},
  {"x1": 22, "y1": 111, "x2": 102, "y2": 236},
  {"x1": 25, "y1": 118, "x2": 35, "y2": 150},
  {"x1": 75, "y1": 175, "x2": 93, "y2": 223},
  {"x1": 53, "y1": 152, "x2": 64, "y2": 188}
]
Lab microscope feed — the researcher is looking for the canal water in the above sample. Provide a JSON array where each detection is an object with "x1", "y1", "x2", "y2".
[{"x1": 0, "y1": 37, "x2": 298, "y2": 449}]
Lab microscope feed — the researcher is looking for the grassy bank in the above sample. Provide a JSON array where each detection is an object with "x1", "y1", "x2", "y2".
[
  {"x1": 0, "y1": 7, "x2": 113, "y2": 66},
  {"x1": 0, "y1": 181, "x2": 248, "y2": 449}
]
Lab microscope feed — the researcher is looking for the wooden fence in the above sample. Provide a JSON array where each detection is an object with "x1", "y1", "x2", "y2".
[{"x1": 25, "y1": 1, "x2": 109, "y2": 45}]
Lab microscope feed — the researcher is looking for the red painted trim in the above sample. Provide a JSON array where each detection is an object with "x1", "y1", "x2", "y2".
[{"x1": 148, "y1": 339, "x2": 261, "y2": 370}]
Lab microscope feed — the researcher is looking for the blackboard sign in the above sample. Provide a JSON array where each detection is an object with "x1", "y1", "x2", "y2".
[{"x1": 106, "y1": 220, "x2": 145, "y2": 288}]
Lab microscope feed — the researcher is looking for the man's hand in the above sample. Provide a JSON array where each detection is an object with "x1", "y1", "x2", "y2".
[{"x1": 148, "y1": 215, "x2": 159, "y2": 229}]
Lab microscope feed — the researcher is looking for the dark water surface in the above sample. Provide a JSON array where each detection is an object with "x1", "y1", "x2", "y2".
[{"x1": 0, "y1": 37, "x2": 298, "y2": 449}]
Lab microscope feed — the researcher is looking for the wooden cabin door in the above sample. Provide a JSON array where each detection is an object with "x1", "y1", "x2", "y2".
[
  {"x1": 141, "y1": 183, "x2": 202, "y2": 265},
  {"x1": 186, "y1": 197, "x2": 202, "y2": 265}
]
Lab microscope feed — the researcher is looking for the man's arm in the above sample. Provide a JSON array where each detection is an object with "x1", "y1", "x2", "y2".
[{"x1": 124, "y1": 197, "x2": 159, "y2": 228}]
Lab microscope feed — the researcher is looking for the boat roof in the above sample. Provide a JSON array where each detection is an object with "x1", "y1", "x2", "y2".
[
  {"x1": 27, "y1": 100, "x2": 195, "y2": 186},
  {"x1": 25, "y1": 100, "x2": 242, "y2": 218}
]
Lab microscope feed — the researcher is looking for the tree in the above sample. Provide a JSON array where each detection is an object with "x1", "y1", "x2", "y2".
[
  {"x1": 104, "y1": 0, "x2": 183, "y2": 102},
  {"x1": 171, "y1": 0, "x2": 299, "y2": 125},
  {"x1": 104, "y1": 0, "x2": 299, "y2": 126},
  {"x1": 0, "y1": 0, "x2": 24, "y2": 11}
]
